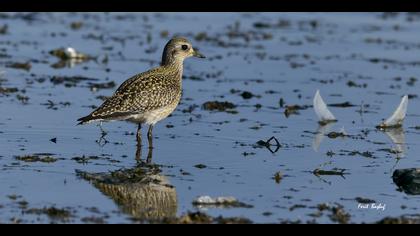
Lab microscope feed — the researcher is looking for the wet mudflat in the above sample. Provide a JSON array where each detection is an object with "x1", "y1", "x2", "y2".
[{"x1": 1, "y1": 12, "x2": 420, "y2": 223}]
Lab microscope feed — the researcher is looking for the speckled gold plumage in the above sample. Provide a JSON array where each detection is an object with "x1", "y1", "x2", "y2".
[
  {"x1": 78, "y1": 37, "x2": 203, "y2": 126},
  {"x1": 78, "y1": 37, "x2": 205, "y2": 148},
  {"x1": 83, "y1": 65, "x2": 183, "y2": 124}
]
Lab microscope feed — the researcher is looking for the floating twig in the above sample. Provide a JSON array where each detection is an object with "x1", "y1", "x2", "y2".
[
  {"x1": 313, "y1": 168, "x2": 348, "y2": 178},
  {"x1": 256, "y1": 136, "x2": 281, "y2": 153}
]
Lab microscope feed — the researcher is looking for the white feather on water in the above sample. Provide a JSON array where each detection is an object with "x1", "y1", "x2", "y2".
[
  {"x1": 378, "y1": 95, "x2": 408, "y2": 128},
  {"x1": 65, "y1": 47, "x2": 78, "y2": 58},
  {"x1": 313, "y1": 90, "x2": 337, "y2": 124},
  {"x1": 65, "y1": 47, "x2": 89, "y2": 59}
]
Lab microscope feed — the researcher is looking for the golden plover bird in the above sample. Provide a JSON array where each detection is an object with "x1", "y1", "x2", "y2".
[{"x1": 77, "y1": 37, "x2": 205, "y2": 148}]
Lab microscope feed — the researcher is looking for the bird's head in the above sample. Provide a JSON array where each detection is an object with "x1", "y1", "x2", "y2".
[{"x1": 161, "y1": 37, "x2": 205, "y2": 65}]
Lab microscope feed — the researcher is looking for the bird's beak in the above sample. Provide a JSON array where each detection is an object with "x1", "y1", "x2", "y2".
[{"x1": 192, "y1": 49, "x2": 205, "y2": 58}]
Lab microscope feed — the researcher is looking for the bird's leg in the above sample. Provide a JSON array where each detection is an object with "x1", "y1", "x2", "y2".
[
  {"x1": 146, "y1": 126, "x2": 154, "y2": 163},
  {"x1": 136, "y1": 123, "x2": 142, "y2": 145},
  {"x1": 98, "y1": 121, "x2": 108, "y2": 136},
  {"x1": 147, "y1": 125, "x2": 154, "y2": 149},
  {"x1": 135, "y1": 124, "x2": 142, "y2": 162},
  {"x1": 96, "y1": 122, "x2": 109, "y2": 147},
  {"x1": 135, "y1": 140, "x2": 142, "y2": 163},
  {"x1": 146, "y1": 146, "x2": 153, "y2": 164}
]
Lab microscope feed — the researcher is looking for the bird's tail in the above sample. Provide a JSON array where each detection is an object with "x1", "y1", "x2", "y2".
[
  {"x1": 77, "y1": 111, "x2": 134, "y2": 125},
  {"x1": 77, "y1": 114, "x2": 96, "y2": 125}
]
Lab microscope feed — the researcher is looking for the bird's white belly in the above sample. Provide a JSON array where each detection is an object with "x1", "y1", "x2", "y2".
[{"x1": 129, "y1": 103, "x2": 178, "y2": 125}]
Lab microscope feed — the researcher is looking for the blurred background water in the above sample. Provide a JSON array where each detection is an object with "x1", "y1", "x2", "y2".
[{"x1": 1, "y1": 12, "x2": 420, "y2": 223}]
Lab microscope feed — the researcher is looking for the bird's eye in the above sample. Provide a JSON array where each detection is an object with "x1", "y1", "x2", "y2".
[{"x1": 181, "y1": 45, "x2": 189, "y2": 50}]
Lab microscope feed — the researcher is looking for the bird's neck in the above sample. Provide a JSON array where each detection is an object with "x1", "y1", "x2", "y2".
[
  {"x1": 161, "y1": 56, "x2": 184, "y2": 67},
  {"x1": 161, "y1": 59, "x2": 184, "y2": 82}
]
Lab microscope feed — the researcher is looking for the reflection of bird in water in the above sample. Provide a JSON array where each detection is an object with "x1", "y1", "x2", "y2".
[
  {"x1": 77, "y1": 147, "x2": 177, "y2": 221},
  {"x1": 77, "y1": 37, "x2": 205, "y2": 150},
  {"x1": 136, "y1": 138, "x2": 152, "y2": 163}
]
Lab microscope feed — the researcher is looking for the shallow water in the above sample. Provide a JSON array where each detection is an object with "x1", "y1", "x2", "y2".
[{"x1": 1, "y1": 12, "x2": 420, "y2": 223}]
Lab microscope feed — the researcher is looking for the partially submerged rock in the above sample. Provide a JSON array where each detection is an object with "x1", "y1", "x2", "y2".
[
  {"x1": 0, "y1": 86, "x2": 18, "y2": 94},
  {"x1": 273, "y1": 171, "x2": 283, "y2": 184},
  {"x1": 6, "y1": 62, "x2": 31, "y2": 71},
  {"x1": 15, "y1": 154, "x2": 58, "y2": 163},
  {"x1": 284, "y1": 104, "x2": 309, "y2": 117},
  {"x1": 393, "y1": 168, "x2": 420, "y2": 195},
  {"x1": 70, "y1": 22, "x2": 83, "y2": 30},
  {"x1": 88, "y1": 81, "x2": 116, "y2": 91},
  {"x1": 376, "y1": 215, "x2": 420, "y2": 224},
  {"x1": 328, "y1": 102, "x2": 356, "y2": 107},
  {"x1": 25, "y1": 207, "x2": 72, "y2": 221},
  {"x1": 240, "y1": 91, "x2": 255, "y2": 99},
  {"x1": 159, "y1": 211, "x2": 252, "y2": 224},
  {"x1": 0, "y1": 24, "x2": 8, "y2": 34},
  {"x1": 313, "y1": 203, "x2": 351, "y2": 224},
  {"x1": 326, "y1": 131, "x2": 347, "y2": 139},
  {"x1": 355, "y1": 197, "x2": 376, "y2": 204},
  {"x1": 50, "y1": 75, "x2": 98, "y2": 87},
  {"x1": 313, "y1": 168, "x2": 348, "y2": 177},
  {"x1": 202, "y1": 101, "x2": 237, "y2": 113}
]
